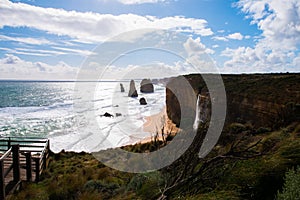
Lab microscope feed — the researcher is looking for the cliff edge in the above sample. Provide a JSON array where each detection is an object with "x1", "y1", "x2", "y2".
[{"x1": 166, "y1": 73, "x2": 300, "y2": 128}]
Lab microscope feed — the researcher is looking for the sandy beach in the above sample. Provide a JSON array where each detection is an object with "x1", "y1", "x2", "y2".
[{"x1": 139, "y1": 106, "x2": 179, "y2": 144}]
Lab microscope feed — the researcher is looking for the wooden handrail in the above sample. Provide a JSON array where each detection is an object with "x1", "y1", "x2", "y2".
[
  {"x1": 0, "y1": 147, "x2": 12, "y2": 161},
  {"x1": 0, "y1": 138, "x2": 50, "y2": 199},
  {"x1": 0, "y1": 136, "x2": 48, "y2": 140},
  {"x1": 0, "y1": 145, "x2": 20, "y2": 200},
  {"x1": 3, "y1": 164, "x2": 13, "y2": 177}
]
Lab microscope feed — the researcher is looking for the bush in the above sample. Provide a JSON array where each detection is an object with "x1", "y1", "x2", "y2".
[
  {"x1": 256, "y1": 127, "x2": 271, "y2": 134},
  {"x1": 229, "y1": 123, "x2": 247, "y2": 134},
  {"x1": 277, "y1": 166, "x2": 300, "y2": 200},
  {"x1": 126, "y1": 172, "x2": 163, "y2": 199}
]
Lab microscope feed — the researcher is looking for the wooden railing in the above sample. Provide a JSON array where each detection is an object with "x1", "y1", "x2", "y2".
[{"x1": 0, "y1": 137, "x2": 50, "y2": 200}]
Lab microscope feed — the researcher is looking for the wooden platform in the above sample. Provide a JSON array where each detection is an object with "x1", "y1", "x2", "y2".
[
  {"x1": 1, "y1": 154, "x2": 39, "y2": 184},
  {"x1": 0, "y1": 137, "x2": 50, "y2": 200}
]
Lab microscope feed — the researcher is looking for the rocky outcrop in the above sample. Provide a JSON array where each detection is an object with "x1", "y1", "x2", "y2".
[
  {"x1": 140, "y1": 79, "x2": 154, "y2": 93},
  {"x1": 166, "y1": 73, "x2": 300, "y2": 128},
  {"x1": 128, "y1": 80, "x2": 138, "y2": 97},
  {"x1": 139, "y1": 97, "x2": 147, "y2": 105},
  {"x1": 101, "y1": 112, "x2": 114, "y2": 117},
  {"x1": 166, "y1": 76, "x2": 199, "y2": 128},
  {"x1": 120, "y1": 83, "x2": 125, "y2": 92}
]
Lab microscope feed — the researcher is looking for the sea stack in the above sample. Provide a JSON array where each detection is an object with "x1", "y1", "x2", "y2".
[
  {"x1": 140, "y1": 78, "x2": 154, "y2": 93},
  {"x1": 120, "y1": 83, "x2": 125, "y2": 92},
  {"x1": 128, "y1": 80, "x2": 138, "y2": 97}
]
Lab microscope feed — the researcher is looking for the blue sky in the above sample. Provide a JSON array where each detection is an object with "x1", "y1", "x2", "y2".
[{"x1": 0, "y1": 0, "x2": 299, "y2": 80}]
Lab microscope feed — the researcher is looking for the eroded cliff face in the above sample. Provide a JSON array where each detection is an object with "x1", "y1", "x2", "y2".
[
  {"x1": 166, "y1": 76, "x2": 199, "y2": 129},
  {"x1": 226, "y1": 95, "x2": 283, "y2": 126},
  {"x1": 166, "y1": 73, "x2": 300, "y2": 128}
]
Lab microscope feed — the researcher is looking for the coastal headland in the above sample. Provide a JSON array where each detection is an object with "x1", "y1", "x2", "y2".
[{"x1": 10, "y1": 73, "x2": 300, "y2": 200}]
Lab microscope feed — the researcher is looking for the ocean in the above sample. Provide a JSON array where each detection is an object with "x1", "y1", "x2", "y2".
[{"x1": 0, "y1": 80, "x2": 166, "y2": 153}]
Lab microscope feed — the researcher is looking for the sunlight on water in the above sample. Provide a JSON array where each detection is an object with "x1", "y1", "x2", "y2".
[{"x1": 0, "y1": 81, "x2": 166, "y2": 152}]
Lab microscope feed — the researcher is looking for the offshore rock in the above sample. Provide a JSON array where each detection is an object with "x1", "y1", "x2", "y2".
[
  {"x1": 128, "y1": 80, "x2": 138, "y2": 97},
  {"x1": 101, "y1": 112, "x2": 114, "y2": 117},
  {"x1": 120, "y1": 83, "x2": 125, "y2": 92},
  {"x1": 140, "y1": 79, "x2": 154, "y2": 93},
  {"x1": 139, "y1": 97, "x2": 147, "y2": 105}
]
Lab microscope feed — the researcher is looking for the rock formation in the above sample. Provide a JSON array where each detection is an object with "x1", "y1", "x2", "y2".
[
  {"x1": 139, "y1": 97, "x2": 147, "y2": 105},
  {"x1": 128, "y1": 80, "x2": 138, "y2": 97},
  {"x1": 120, "y1": 83, "x2": 125, "y2": 92},
  {"x1": 166, "y1": 73, "x2": 300, "y2": 128},
  {"x1": 140, "y1": 79, "x2": 154, "y2": 93},
  {"x1": 166, "y1": 76, "x2": 198, "y2": 128},
  {"x1": 101, "y1": 112, "x2": 114, "y2": 117}
]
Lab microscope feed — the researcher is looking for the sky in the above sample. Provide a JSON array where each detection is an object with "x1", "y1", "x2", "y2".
[{"x1": 0, "y1": 0, "x2": 299, "y2": 80}]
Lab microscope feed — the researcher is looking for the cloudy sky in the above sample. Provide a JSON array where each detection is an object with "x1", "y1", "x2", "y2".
[{"x1": 0, "y1": 0, "x2": 299, "y2": 80}]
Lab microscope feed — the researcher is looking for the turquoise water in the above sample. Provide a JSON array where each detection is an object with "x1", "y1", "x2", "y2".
[
  {"x1": 0, "y1": 81, "x2": 74, "y2": 108},
  {"x1": 0, "y1": 81, "x2": 166, "y2": 152},
  {"x1": 0, "y1": 81, "x2": 75, "y2": 138}
]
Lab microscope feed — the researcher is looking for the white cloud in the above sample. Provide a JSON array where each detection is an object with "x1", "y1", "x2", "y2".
[
  {"x1": 0, "y1": 34, "x2": 52, "y2": 45},
  {"x1": 236, "y1": 0, "x2": 300, "y2": 51},
  {"x1": 213, "y1": 36, "x2": 228, "y2": 42},
  {"x1": 222, "y1": 0, "x2": 300, "y2": 72},
  {"x1": 221, "y1": 46, "x2": 292, "y2": 73},
  {"x1": 0, "y1": 47, "x2": 53, "y2": 57},
  {"x1": 0, "y1": 54, "x2": 78, "y2": 80},
  {"x1": 183, "y1": 37, "x2": 214, "y2": 55},
  {"x1": 0, "y1": 46, "x2": 94, "y2": 57},
  {"x1": 213, "y1": 32, "x2": 244, "y2": 41},
  {"x1": 293, "y1": 56, "x2": 300, "y2": 66},
  {"x1": 77, "y1": 61, "x2": 200, "y2": 80},
  {"x1": 102, "y1": 62, "x2": 197, "y2": 79},
  {"x1": 184, "y1": 37, "x2": 206, "y2": 55},
  {"x1": 0, "y1": 0, "x2": 212, "y2": 43},
  {"x1": 117, "y1": 0, "x2": 166, "y2": 4},
  {"x1": 183, "y1": 37, "x2": 217, "y2": 73},
  {"x1": 51, "y1": 47, "x2": 95, "y2": 56},
  {"x1": 227, "y1": 32, "x2": 244, "y2": 40},
  {"x1": 292, "y1": 55, "x2": 300, "y2": 71},
  {"x1": 76, "y1": 37, "x2": 217, "y2": 80}
]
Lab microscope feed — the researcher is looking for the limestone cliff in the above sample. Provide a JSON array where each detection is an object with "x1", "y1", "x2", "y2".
[{"x1": 166, "y1": 73, "x2": 300, "y2": 128}]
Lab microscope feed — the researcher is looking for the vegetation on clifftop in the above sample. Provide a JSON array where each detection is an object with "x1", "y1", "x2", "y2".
[
  {"x1": 10, "y1": 122, "x2": 300, "y2": 200},
  {"x1": 10, "y1": 73, "x2": 300, "y2": 199}
]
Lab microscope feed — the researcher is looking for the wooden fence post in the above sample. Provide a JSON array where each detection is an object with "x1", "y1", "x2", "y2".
[
  {"x1": 12, "y1": 144, "x2": 20, "y2": 183},
  {"x1": 34, "y1": 158, "x2": 40, "y2": 182},
  {"x1": 7, "y1": 137, "x2": 11, "y2": 150},
  {"x1": 46, "y1": 140, "x2": 50, "y2": 168},
  {"x1": 0, "y1": 160, "x2": 5, "y2": 200},
  {"x1": 25, "y1": 152, "x2": 32, "y2": 182}
]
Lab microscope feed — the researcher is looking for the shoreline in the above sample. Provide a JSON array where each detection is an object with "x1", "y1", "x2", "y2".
[
  {"x1": 50, "y1": 107, "x2": 179, "y2": 154},
  {"x1": 129, "y1": 106, "x2": 179, "y2": 145}
]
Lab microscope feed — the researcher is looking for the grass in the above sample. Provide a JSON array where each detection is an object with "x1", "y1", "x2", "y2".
[
  {"x1": 9, "y1": 73, "x2": 300, "y2": 199},
  {"x1": 9, "y1": 121, "x2": 300, "y2": 200}
]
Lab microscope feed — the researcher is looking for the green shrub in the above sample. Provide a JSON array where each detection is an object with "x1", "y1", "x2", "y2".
[
  {"x1": 277, "y1": 166, "x2": 300, "y2": 200},
  {"x1": 229, "y1": 123, "x2": 247, "y2": 134},
  {"x1": 256, "y1": 127, "x2": 271, "y2": 134},
  {"x1": 84, "y1": 180, "x2": 120, "y2": 193},
  {"x1": 126, "y1": 172, "x2": 163, "y2": 199},
  {"x1": 126, "y1": 174, "x2": 149, "y2": 191}
]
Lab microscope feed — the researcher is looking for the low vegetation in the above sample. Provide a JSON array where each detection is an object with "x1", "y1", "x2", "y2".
[
  {"x1": 10, "y1": 121, "x2": 300, "y2": 200},
  {"x1": 277, "y1": 166, "x2": 300, "y2": 200},
  {"x1": 10, "y1": 73, "x2": 300, "y2": 199}
]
